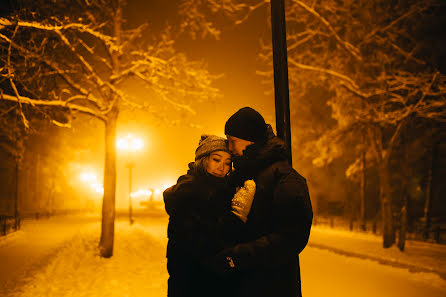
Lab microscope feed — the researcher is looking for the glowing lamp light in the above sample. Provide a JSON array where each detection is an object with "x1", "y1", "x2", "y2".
[
  {"x1": 154, "y1": 189, "x2": 161, "y2": 195},
  {"x1": 95, "y1": 186, "x2": 104, "y2": 195},
  {"x1": 117, "y1": 134, "x2": 144, "y2": 152},
  {"x1": 117, "y1": 138, "x2": 129, "y2": 151},
  {"x1": 130, "y1": 189, "x2": 153, "y2": 198},
  {"x1": 130, "y1": 138, "x2": 144, "y2": 151},
  {"x1": 91, "y1": 183, "x2": 104, "y2": 195},
  {"x1": 80, "y1": 172, "x2": 97, "y2": 183}
]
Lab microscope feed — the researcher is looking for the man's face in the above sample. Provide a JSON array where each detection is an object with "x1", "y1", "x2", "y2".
[{"x1": 226, "y1": 135, "x2": 254, "y2": 157}]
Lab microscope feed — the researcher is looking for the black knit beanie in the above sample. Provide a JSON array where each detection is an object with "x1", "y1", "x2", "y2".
[{"x1": 225, "y1": 107, "x2": 267, "y2": 143}]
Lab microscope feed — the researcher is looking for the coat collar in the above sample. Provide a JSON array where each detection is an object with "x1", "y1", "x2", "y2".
[{"x1": 232, "y1": 125, "x2": 289, "y2": 180}]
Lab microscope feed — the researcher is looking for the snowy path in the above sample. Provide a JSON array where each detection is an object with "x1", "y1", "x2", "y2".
[
  {"x1": 308, "y1": 226, "x2": 446, "y2": 280},
  {"x1": 300, "y1": 247, "x2": 446, "y2": 297},
  {"x1": 1, "y1": 215, "x2": 169, "y2": 297},
  {"x1": 0, "y1": 216, "x2": 100, "y2": 296},
  {"x1": 1, "y1": 214, "x2": 445, "y2": 297}
]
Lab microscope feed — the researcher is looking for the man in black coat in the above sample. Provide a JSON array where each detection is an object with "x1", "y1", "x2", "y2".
[{"x1": 210, "y1": 107, "x2": 313, "y2": 297}]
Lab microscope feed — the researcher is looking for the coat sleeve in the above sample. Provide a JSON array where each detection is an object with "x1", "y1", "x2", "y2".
[
  {"x1": 163, "y1": 175, "x2": 196, "y2": 216},
  {"x1": 164, "y1": 176, "x2": 245, "y2": 257},
  {"x1": 209, "y1": 169, "x2": 313, "y2": 272},
  {"x1": 164, "y1": 175, "x2": 211, "y2": 256}
]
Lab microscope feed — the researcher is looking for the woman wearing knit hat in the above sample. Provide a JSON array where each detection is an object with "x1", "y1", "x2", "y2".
[{"x1": 163, "y1": 134, "x2": 256, "y2": 297}]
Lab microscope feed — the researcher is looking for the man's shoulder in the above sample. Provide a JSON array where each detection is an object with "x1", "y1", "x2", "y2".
[
  {"x1": 261, "y1": 160, "x2": 306, "y2": 180},
  {"x1": 256, "y1": 160, "x2": 305, "y2": 188}
]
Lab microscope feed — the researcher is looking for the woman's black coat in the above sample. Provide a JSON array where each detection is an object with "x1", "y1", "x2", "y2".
[{"x1": 163, "y1": 165, "x2": 241, "y2": 297}]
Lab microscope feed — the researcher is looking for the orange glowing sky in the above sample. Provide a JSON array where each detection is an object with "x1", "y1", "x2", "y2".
[{"x1": 109, "y1": 1, "x2": 277, "y2": 208}]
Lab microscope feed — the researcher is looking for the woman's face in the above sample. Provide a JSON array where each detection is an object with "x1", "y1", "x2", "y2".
[{"x1": 206, "y1": 151, "x2": 232, "y2": 178}]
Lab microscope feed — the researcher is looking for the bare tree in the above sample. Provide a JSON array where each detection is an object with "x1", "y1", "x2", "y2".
[
  {"x1": 275, "y1": 0, "x2": 446, "y2": 247},
  {"x1": 0, "y1": 0, "x2": 219, "y2": 257},
  {"x1": 199, "y1": 0, "x2": 446, "y2": 246}
]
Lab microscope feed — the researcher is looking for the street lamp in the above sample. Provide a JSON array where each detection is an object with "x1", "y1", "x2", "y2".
[
  {"x1": 80, "y1": 172, "x2": 97, "y2": 183},
  {"x1": 117, "y1": 134, "x2": 144, "y2": 225}
]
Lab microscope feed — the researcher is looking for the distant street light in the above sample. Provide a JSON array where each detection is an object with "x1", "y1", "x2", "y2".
[
  {"x1": 91, "y1": 183, "x2": 104, "y2": 194},
  {"x1": 80, "y1": 172, "x2": 97, "y2": 183},
  {"x1": 131, "y1": 189, "x2": 153, "y2": 198},
  {"x1": 117, "y1": 134, "x2": 144, "y2": 225},
  {"x1": 79, "y1": 171, "x2": 103, "y2": 209}
]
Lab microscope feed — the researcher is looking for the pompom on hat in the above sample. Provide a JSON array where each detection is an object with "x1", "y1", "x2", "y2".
[
  {"x1": 225, "y1": 107, "x2": 267, "y2": 143},
  {"x1": 195, "y1": 134, "x2": 230, "y2": 161}
]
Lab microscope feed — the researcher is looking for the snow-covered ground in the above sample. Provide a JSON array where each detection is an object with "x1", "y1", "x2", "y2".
[
  {"x1": 1, "y1": 213, "x2": 445, "y2": 297},
  {"x1": 309, "y1": 225, "x2": 446, "y2": 280},
  {"x1": 300, "y1": 247, "x2": 446, "y2": 297},
  {"x1": 1, "y1": 215, "x2": 169, "y2": 297}
]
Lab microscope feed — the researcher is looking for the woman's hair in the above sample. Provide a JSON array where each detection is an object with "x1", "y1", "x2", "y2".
[{"x1": 190, "y1": 155, "x2": 210, "y2": 176}]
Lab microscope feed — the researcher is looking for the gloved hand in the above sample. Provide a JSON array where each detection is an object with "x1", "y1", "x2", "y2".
[
  {"x1": 202, "y1": 249, "x2": 237, "y2": 275},
  {"x1": 231, "y1": 180, "x2": 256, "y2": 223}
]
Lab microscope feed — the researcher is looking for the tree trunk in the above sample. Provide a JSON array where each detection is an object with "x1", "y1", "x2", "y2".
[
  {"x1": 398, "y1": 128, "x2": 410, "y2": 251},
  {"x1": 99, "y1": 107, "x2": 118, "y2": 258},
  {"x1": 14, "y1": 156, "x2": 19, "y2": 230},
  {"x1": 423, "y1": 142, "x2": 436, "y2": 240},
  {"x1": 398, "y1": 202, "x2": 407, "y2": 251},
  {"x1": 360, "y1": 147, "x2": 366, "y2": 231},
  {"x1": 380, "y1": 163, "x2": 395, "y2": 248},
  {"x1": 35, "y1": 154, "x2": 41, "y2": 217},
  {"x1": 99, "y1": 0, "x2": 122, "y2": 258}
]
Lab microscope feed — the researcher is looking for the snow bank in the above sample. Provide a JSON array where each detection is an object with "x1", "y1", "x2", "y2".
[
  {"x1": 309, "y1": 225, "x2": 446, "y2": 282},
  {"x1": 11, "y1": 222, "x2": 168, "y2": 297},
  {"x1": 0, "y1": 230, "x2": 24, "y2": 248}
]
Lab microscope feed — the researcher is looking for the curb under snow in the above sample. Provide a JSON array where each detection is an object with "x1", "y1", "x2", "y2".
[{"x1": 308, "y1": 242, "x2": 446, "y2": 281}]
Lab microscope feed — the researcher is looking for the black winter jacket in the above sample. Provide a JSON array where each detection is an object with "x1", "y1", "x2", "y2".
[
  {"x1": 163, "y1": 164, "x2": 243, "y2": 297},
  {"x1": 214, "y1": 126, "x2": 313, "y2": 297}
]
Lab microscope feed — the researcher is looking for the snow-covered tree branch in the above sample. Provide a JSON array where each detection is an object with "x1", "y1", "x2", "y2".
[{"x1": 0, "y1": 0, "x2": 222, "y2": 257}]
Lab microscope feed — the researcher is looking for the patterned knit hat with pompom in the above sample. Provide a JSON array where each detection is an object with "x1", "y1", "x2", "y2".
[{"x1": 195, "y1": 134, "x2": 230, "y2": 161}]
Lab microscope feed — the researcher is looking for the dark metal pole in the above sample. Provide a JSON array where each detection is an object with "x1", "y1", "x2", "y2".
[{"x1": 271, "y1": 0, "x2": 292, "y2": 165}]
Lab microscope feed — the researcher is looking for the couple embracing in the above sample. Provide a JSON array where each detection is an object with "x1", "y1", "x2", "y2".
[{"x1": 163, "y1": 107, "x2": 313, "y2": 297}]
